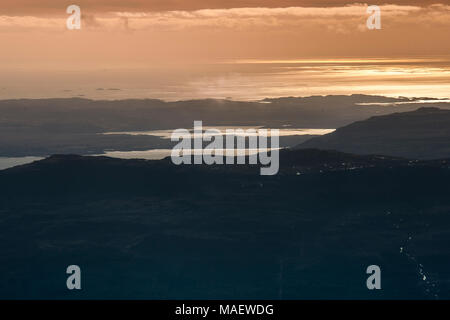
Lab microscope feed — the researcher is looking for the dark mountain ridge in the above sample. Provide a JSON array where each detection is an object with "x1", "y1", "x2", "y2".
[
  {"x1": 298, "y1": 107, "x2": 450, "y2": 159},
  {"x1": 2, "y1": 95, "x2": 450, "y2": 157},
  {"x1": 1, "y1": 150, "x2": 450, "y2": 299}
]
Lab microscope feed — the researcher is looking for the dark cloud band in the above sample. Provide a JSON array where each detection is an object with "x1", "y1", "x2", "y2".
[{"x1": 0, "y1": 0, "x2": 443, "y2": 16}]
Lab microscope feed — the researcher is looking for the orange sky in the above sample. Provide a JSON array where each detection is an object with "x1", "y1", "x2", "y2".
[
  {"x1": 0, "y1": 2, "x2": 449, "y2": 65},
  {"x1": 0, "y1": 2, "x2": 449, "y2": 99}
]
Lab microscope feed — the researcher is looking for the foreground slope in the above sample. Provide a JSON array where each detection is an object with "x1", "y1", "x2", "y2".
[
  {"x1": 298, "y1": 107, "x2": 450, "y2": 159},
  {"x1": 0, "y1": 150, "x2": 450, "y2": 299}
]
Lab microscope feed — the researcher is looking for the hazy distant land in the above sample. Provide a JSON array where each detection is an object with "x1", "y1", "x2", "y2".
[{"x1": 0, "y1": 95, "x2": 449, "y2": 159}]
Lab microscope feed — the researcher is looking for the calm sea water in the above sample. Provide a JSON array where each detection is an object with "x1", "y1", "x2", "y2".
[
  {"x1": 0, "y1": 128, "x2": 334, "y2": 169},
  {"x1": 102, "y1": 128, "x2": 335, "y2": 139},
  {"x1": 98, "y1": 127, "x2": 333, "y2": 160},
  {"x1": 2, "y1": 59, "x2": 450, "y2": 101},
  {"x1": 0, "y1": 156, "x2": 44, "y2": 170}
]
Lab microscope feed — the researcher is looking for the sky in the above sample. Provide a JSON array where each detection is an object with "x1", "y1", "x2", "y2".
[{"x1": 0, "y1": 1, "x2": 449, "y2": 100}]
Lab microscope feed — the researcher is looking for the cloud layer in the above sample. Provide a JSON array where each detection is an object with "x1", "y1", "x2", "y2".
[
  {"x1": 0, "y1": 4, "x2": 449, "y2": 69},
  {"x1": 1, "y1": 4, "x2": 448, "y2": 31},
  {"x1": 0, "y1": 1, "x2": 444, "y2": 16}
]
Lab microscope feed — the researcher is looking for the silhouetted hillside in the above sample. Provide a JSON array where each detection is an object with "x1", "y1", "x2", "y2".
[
  {"x1": 0, "y1": 150, "x2": 450, "y2": 299},
  {"x1": 298, "y1": 107, "x2": 450, "y2": 159},
  {"x1": 1, "y1": 96, "x2": 449, "y2": 156}
]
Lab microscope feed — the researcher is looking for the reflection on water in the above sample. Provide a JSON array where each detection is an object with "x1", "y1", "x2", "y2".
[
  {"x1": 4, "y1": 58, "x2": 450, "y2": 101},
  {"x1": 0, "y1": 156, "x2": 44, "y2": 170},
  {"x1": 357, "y1": 99, "x2": 450, "y2": 106},
  {"x1": 98, "y1": 149, "x2": 173, "y2": 160},
  {"x1": 0, "y1": 127, "x2": 333, "y2": 168},
  {"x1": 103, "y1": 128, "x2": 335, "y2": 139},
  {"x1": 98, "y1": 148, "x2": 281, "y2": 160}
]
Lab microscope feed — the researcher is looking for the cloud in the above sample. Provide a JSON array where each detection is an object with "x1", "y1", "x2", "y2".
[
  {"x1": 0, "y1": 4, "x2": 448, "y2": 32},
  {"x1": 0, "y1": 1, "x2": 443, "y2": 16},
  {"x1": 0, "y1": 4, "x2": 448, "y2": 66}
]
